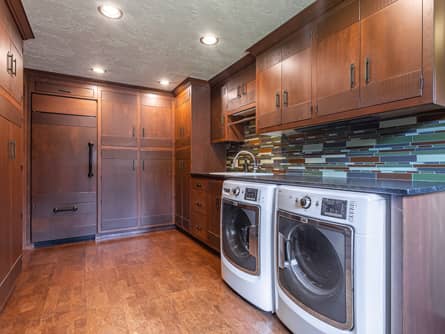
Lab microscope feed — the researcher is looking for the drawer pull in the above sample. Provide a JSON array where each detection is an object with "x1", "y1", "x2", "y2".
[
  {"x1": 196, "y1": 183, "x2": 203, "y2": 188},
  {"x1": 6, "y1": 52, "x2": 13, "y2": 74},
  {"x1": 12, "y1": 57, "x2": 17, "y2": 76},
  {"x1": 195, "y1": 202, "x2": 203, "y2": 208},
  {"x1": 53, "y1": 206, "x2": 78, "y2": 214}
]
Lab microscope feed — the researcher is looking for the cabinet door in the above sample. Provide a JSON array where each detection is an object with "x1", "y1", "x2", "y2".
[
  {"x1": 101, "y1": 91, "x2": 137, "y2": 147},
  {"x1": 360, "y1": 0, "x2": 423, "y2": 107},
  {"x1": 140, "y1": 151, "x2": 173, "y2": 227},
  {"x1": 182, "y1": 159, "x2": 191, "y2": 226},
  {"x1": 281, "y1": 28, "x2": 313, "y2": 124},
  {"x1": 210, "y1": 85, "x2": 225, "y2": 142},
  {"x1": 101, "y1": 149, "x2": 138, "y2": 231},
  {"x1": 0, "y1": 24, "x2": 10, "y2": 93},
  {"x1": 208, "y1": 179, "x2": 223, "y2": 251},
  {"x1": 9, "y1": 123, "x2": 22, "y2": 262},
  {"x1": 0, "y1": 117, "x2": 11, "y2": 281},
  {"x1": 256, "y1": 47, "x2": 282, "y2": 130},
  {"x1": 174, "y1": 158, "x2": 183, "y2": 228},
  {"x1": 175, "y1": 88, "x2": 191, "y2": 148},
  {"x1": 239, "y1": 63, "x2": 256, "y2": 108},
  {"x1": 8, "y1": 41, "x2": 23, "y2": 104},
  {"x1": 315, "y1": 0, "x2": 360, "y2": 116},
  {"x1": 140, "y1": 94, "x2": 173, "y2": 148}
]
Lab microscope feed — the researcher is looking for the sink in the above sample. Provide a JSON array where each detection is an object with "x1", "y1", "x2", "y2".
[{"x1": 209, "y1": 172, "x2": 274, "y2": 177}]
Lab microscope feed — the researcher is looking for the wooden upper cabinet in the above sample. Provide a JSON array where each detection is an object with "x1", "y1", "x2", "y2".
[
  {"x1": 360, "y1": 0, "x2": 423, "y2": 108},
  {"x1": 211, "y1": 84, "x2": 225, "y2": 142},
  {"x1": 281, "y1": 27, "x2": 313, "y2": 124},
  {"x1": 226, "y1": 63, "x2": 256, "y2": 112},
  {"x1": 8, "y1": 41, "x2": 23, "y2": 104},
  {"x1": 315, "y1": 0, "x2": 360, "y2": 117},
  {"x1": 0, "y1": 24, "x2": 9, "y2": 92},
  {"x1": 101, "y1": 90, "x2": 138, "y2": 147},
  {"x1": 140, "y1": 94, "x2": 173, "y2": 148},
  {"x1": 175, "y1": 88, "x2": 191, "y2": 148},
  {"x1": 256, "y1": 47, "x2": 282, "y2": 130}
]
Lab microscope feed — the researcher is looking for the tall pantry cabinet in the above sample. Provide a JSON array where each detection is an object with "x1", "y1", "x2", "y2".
[
  {"x1": 174, "y1": 80, "x2": 226, "y2": 236},
  {"x1": 0, "y1": 0, "x2": 33, "y2": 311}
]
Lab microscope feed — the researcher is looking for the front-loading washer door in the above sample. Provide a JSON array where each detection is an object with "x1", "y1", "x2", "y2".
[
  {"x1": 277, "y1": 210, "x2": 353, "y2": 330},
  {"x1": 222, "y1": 199, "x2": 260, "y2": 275}
]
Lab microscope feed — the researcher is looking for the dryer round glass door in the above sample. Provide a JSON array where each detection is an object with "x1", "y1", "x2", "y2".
[
  {"x1": 277, "y1": 211, "x2": 353, "y2": 330},
  {"x1": 222, "y1": 199, "x2": 260, "y2": 275}
]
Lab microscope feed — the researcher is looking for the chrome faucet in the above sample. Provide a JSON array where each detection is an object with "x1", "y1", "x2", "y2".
[{"x1": 232, "y1": 150, "x2": 259, "y2": 173}]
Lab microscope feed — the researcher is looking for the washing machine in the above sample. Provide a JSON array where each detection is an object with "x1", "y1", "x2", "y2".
[
  {"x1": 275, "y1": 185, "x2": 389, "y2": 334},
  {"x1": 221, "y1": 180, "x2": 276, "y2": 312}
]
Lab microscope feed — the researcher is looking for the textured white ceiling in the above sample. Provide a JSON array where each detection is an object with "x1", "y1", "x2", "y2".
[{"x1": 22, "y1": 0, "x2": 315, "y2": 90}]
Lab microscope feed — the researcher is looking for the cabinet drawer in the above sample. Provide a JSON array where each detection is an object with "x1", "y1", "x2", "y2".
[
  {"x1": 32, "y1": 198, "x2": 97, "y2": 242},
  {"x1": 191, "y1": 211, "x2": 208, "y2": 242},
  {"x1": 191, "y1": 189, "x2": 208, "y2": 214},
  {"x1": 35, "y1": 81, "x2": 96, "y2": 99},
  {"x1": 191, "y1": 178, "x2": 208, "y2": 191}
]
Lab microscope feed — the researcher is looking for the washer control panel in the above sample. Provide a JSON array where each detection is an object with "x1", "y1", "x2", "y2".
[
  {"x1": 321, "y1": 198, "x2": 348, "y2": 220},
  {"x1": 244, "y1": 188, "x2": 258, "y2": 201}
]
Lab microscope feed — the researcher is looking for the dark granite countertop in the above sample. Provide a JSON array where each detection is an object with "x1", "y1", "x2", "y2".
[{"x1": 191, "y1": 173, "x2": 445, "y2": 196}]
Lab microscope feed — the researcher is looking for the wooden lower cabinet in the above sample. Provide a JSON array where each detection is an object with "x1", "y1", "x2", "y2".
[
  {"x1": 189, "y1": 177, "x2": 223, "y2": 252},
  {"x1": 101, "y1": 149, "x2": 138, "y2": 232},
  {"x1": 0, "y1": 116, "x2": 23, "y2": 311},
  {"x1": 175, "y1": 154, "x2": 191, "y2": 233},
  {"x1": 140, "y1": 150, "x2": 173, "y2": 228}
]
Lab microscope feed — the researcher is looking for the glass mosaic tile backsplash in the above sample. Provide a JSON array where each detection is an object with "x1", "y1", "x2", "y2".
[{"x1": 226, "y1": 110, "x2": 445, "y2": 182}]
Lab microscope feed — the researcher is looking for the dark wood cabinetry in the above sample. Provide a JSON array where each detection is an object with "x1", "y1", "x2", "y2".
[
  {"x1": 0, "y1": 0, "x2": 32, "y2": 312},
  {"x1": 360, "y1": 0, "x2": 423, "y2": 108},
  {"x1": 141, "y1": 94, "x2": 173, "y2": 148},
  {"x1": 101, "y1": 149, "x2": 138, "y2": 231},
  {"x1": 257, "y1": 26, "x2": 313, "y2": 131},
  {"x1": 190, "y1": 177, "x2": 223, "y2": 251},
  {"x1": 314, "y1": 0, "x2": 360, "y2": 116},
  {"x1": 101, "y1": 90, "x2": 138, "y2": 147},
  {"x1": 226, "y1": 63, "x2": 256, "y2": 113},
  {"x1": 253, "y1": 0, "x2": 445, "y2": 134},
  {"x1": 175, "y1": 151, "x2": 191, "y2": 232}
]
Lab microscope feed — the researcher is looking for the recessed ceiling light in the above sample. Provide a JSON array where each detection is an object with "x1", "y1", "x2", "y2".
[
  {"x1": 200, "y1": 34, "x2": 219, "y2": 46},
  {"x1": 91, "y1": 67, "x2": 106, "y2": 74},
  {"x1": 159, "y1": 79, "x2": 170, "y2": 86},
  {"x1": 98, "y1": 4, "x2": 123, "y2": 19}
]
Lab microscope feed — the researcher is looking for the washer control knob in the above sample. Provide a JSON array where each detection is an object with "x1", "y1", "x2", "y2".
[
  {"x1": 232, "y1": 187, "x2": 241, "y2": 196},
  {"x1": 300, "y1": 196, "x2": 312, "y2": 209}
]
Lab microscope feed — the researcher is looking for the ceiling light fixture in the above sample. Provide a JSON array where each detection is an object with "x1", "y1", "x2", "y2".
[
  {"x1": 98, "y1": 4, "x2": 123, "y2": 19},
  {"x1": 200, "y1": 34, "x2": 219, "y2": 46},
  {"x1": 159, "y1": 79, "x2": 170, "y2": 86},
  {"x1": 91, "y1": 67, "x2": 106, "y2": 74}
]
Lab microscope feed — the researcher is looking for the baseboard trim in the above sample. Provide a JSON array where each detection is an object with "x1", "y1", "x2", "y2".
[
  {"x1": 0, "y1": 256, "x2": 22, "y2": 312},
  {"x1": 96, "y1": 224, "x2": 175, "y2": 242},
  {"x1": 33, "y1": 235, "x2": 96, "y2": 248}
]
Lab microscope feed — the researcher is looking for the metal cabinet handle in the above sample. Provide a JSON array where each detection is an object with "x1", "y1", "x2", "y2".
[
  {"x1": 142, "y1": 159, "x2": 145, "y2": 171},
  {"x1": 242, "y1": 83, "x2": 247, "y2": 95},
  {"x1": 350, "y1": 64, "x2": 356, "y2": 89},
  {"x1": 142, "y1": 127, "x2": 145, "y2": 138},
  {"x1": 365, "y1": 57, "x2": 370, "y2": 84},
  {"x1": 132, "y1": 160, "x2": 135, "y2": 171},
  {"x1": 195, "y1": 202, "x2": 203, "y2": 207},
  {"x1": 88, "y1": 142, "x2": 94, "y2": 178},
  {"x1": 12, "y1": 57, "x2": 17, "y2": 76},
  {"x1": 53, "y1": 206, "x2": 78, "y2": 214},
  {"x1": 8, "y1": 140, "x2": 16, "y2": 160},
  {"x1": 283, "y1": 90, "x2": 289, "y2": 106},
  {"x1": 237, "y1": 86, "x2": 242, "y2": 98},
  {"x1": 6, "y1": 52, "x2": 13, "y2": 74},
  {"x1": 275, "y1": 92, "x2": 280, "y2": 108},
  {"x1": 196, "y1": 183, "x2": 203, "y2": 188},
  {"x1": 132, "y1": 127, "x2": 136, "y2": 137}
]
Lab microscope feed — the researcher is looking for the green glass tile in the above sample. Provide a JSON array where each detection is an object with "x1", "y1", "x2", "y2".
[
  {"x1": 377, "y1": 136, "x2": 412, "y2": 145},
  {"x1": 379, "y1": 116, "x2": 417, "y2": 128},
  {"x1": 413, "y1": 173, "x2": 445, "y2": 182},
  {"x1": 413, "y1": 132, "x2": 445, "y2": 143}
]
